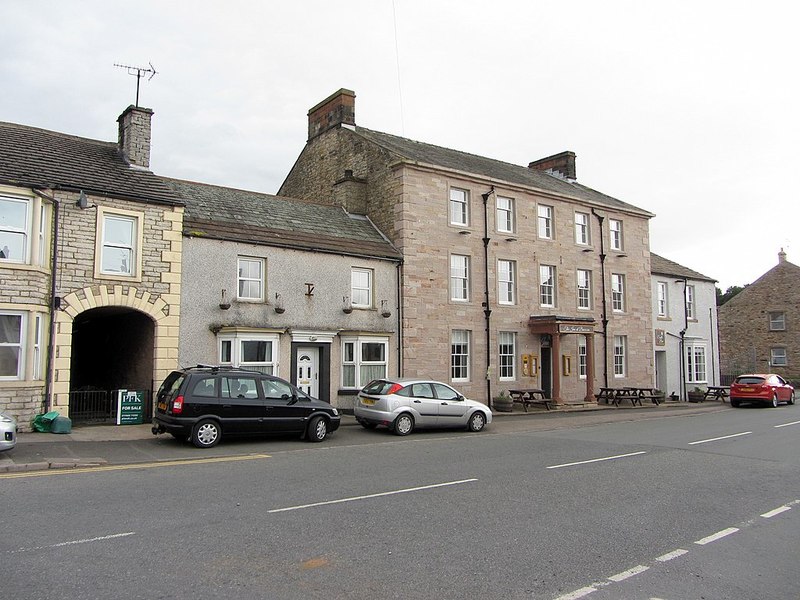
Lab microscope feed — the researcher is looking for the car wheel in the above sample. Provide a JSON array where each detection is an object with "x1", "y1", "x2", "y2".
[
  {"x1": 359, "y1": 421, "x2": 378, "y2": 430},
  {"x1": 467, "y1": 411, "x2": 486, "y2": 432},
  {"x1": 772, "y1": 393, "x2": 779, "y2": 408},
  {"x1": 730, "y1": 398, "x2": 740, "y2": 408},
  {"x1": 191, "y1": 419, "x2": 221, "y2": 448},
  {"x1": 307, "y1": 416, "x2": 328, "y2": 442},
  {"x1": 788, "y1": 392, "x2": 795, "y2": 406},
  {"x1": 393, "y1": 413, "x2": 414, "y2": 436}
]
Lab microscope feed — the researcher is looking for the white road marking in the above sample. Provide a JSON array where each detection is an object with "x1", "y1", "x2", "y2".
[
  {"x1": 774, "y1": 420, "x2": 800, "y2": 428},
  {"x1": 608, "y1": 565, "x2": 649, "y2": 582},
  {"x1": 761, "y1": 505, "x2": 792, "y2": 518},
  {"x1": 688, "y1": 431, "x2": 751, "y2": 445},
  {"x1": 655, "y1": 548, "x2": 688, "y2": 562},
  {"x1": 552, "y1": 586, "x2": 597, "y2": 600},
  {"x1": 8, "y1": 532, "x2": 135, "y2": 554},
  {"x1": 546, "y1": 451, "x2": 646, "y2": 469},
  {"x1": 694, "y1": 527, "x2": 739, "y2": 545},
  {"x1": 268, "y1": 478, "x2": 478, "y2": 513}
]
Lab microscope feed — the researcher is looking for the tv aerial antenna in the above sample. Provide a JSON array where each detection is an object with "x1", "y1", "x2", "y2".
[{"x1": 114, "y1": 61, "x2": 157, "y2": 107}]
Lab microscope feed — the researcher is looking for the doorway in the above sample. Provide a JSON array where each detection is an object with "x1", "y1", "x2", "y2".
[
  {"x1": 295, "y1": 347, "x2": 319, "y2": 397},
  {"x1": 541, "y1": 347, "x2": 552, "y2": 398},
  {"x1": 70, "y1": 307, "x2": 154, "y2": 423}
]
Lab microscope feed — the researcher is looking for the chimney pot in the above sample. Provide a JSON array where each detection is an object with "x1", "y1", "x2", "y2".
[{"x1": 779, "y1": 248, "x2": 787, "y2": 263}]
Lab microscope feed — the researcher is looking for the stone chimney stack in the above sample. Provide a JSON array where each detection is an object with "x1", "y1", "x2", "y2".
[
  {"x1": 308, "y1": 89, "x2": 355, "y2": 141},
  {"x1": 529, "y1": 151, "x2": 577, "y2": 181},
  {"x1": 779, "y1": 248, "x2": 787, "y2": 263},
  {"x1": 118, "y1": 105, "x2": 153, "y2": 169}
]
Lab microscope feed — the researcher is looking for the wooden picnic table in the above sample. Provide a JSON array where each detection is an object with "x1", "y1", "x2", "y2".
[
  {"x1": 508, "y1": 388, "x2": 551, "y2": 411},
  {"x1": 595, "y1": 387, "x2": 662, "y2": 407},
  {"x1": 703, "y1": 386, "x2": 729, "y2": 401}
]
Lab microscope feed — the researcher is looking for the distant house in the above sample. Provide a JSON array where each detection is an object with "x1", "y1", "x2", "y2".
[
  {"x1": 280, "y1": 89, "x2": 657, "y2": 405},
  {"x1": 164, "y1": 178, "x2": 401, "y2": 408},
  {"x1": 0, "y1": 107, "x2": 184, "y2": 428},
  {"x1": 718, "y1": 250, "x2": 800, "y2": 383},
  {"x1": 650, "y1": 253, "x2": 719, "y2": 398}
]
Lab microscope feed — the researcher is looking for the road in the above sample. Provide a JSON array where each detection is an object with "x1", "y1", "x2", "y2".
[{"x1": 2, "y1": 404, "x2": 798, "y2": 599}]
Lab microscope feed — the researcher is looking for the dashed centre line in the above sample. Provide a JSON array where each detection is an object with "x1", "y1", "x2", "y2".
[
  {"x1": 546, "y1": 451, "x2": 647, "y2": 469},
  {"x1": 688, "y1": 431, "x2": 751, "y2": 445},
  {"x1": 655, "y1": 549, "x2": 688, "y2": 562},
  {"x1": 268, "y1": 478, "x2": 478, "y2": 513},
  {"x1": 694, "y1": 527, "x2": 739, "y2": 545},
  {"x1": 553, "y1": 499, "x2": 798, "y2": 600},
  {"x1": 608, "y1": 565, "x2": 649, "y2": 582},
  {"x1": 774, "y1": 420, "x2": 800, "y2": 428}
]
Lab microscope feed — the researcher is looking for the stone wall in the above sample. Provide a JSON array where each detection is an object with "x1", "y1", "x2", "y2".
[{"x1": 719, "y1": 258, "x2": 800, "y2": 382}]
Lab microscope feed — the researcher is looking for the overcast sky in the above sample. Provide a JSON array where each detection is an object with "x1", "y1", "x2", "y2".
[{"x1": 2, "y1": 1, "x2": 796, "y2": 291}]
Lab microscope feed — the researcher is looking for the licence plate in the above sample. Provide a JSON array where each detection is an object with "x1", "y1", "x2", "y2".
[
  {"x1": 157, "y1": 401, "x2": 167, "y2": 411},
  {"x1": 360, "y1": 398, "x2": 376, "y2": 406},
  {"x1": 740, "y1": 387, "x2": 753, "y2": 392}
]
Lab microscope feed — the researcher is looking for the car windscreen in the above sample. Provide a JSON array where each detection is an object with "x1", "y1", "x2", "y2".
[{"x1": 734, "y1": 376, "x2": 765, "y2": 385}]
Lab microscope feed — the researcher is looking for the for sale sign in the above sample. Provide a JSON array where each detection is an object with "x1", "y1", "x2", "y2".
[{"x1": 117, "y1": 390, "x2": 145, "y2": 425}]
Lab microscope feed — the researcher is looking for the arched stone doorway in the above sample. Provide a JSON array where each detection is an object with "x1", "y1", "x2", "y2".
[{"x1": 69, "y1": 307, "x2": 155, "y2": 423}]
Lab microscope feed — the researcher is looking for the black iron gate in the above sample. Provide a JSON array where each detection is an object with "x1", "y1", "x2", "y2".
[{"x1": 69, "y1": 389, "x2": 153, "y2": 425}]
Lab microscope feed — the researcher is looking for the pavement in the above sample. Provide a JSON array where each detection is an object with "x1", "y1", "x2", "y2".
[{"x1": 0, "y1": 400, "x2": 728, "y2": 474}]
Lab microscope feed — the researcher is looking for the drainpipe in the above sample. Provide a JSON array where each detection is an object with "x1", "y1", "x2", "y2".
[
  {"x1": 481, "y1": 187, "x2": 494, "y2": 409},
  {"x1": 676, "y1": 277, "x2": 688, "y2": 400},
  {"x1": 396, "y1": 260, "x2": 403, "y2": 377},
  {"x1": 33, "y1": 189, "x2": 59, "y2": 414},
  {"x1": 591, "y1": 209, "x2": 609, "y2": 388}
]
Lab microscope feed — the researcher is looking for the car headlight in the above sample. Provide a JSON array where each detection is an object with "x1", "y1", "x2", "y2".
[
  {"x1": 331, "y1": 408, "x2": 339, "y2": 416},
  {"x1": 0, "y1": 415, "x2": 13, "y2": 423}
]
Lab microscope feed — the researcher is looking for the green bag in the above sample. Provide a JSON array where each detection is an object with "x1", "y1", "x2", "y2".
[{"x1": 32, "y1": 411, "x2": 61, "y2": 433}]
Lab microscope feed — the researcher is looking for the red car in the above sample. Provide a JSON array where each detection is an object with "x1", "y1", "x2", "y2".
[{"x1": 730, "y1": 374, "x2": 795, "y2": 408}]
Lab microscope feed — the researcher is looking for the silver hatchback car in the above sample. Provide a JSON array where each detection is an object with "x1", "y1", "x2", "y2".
[
  {"x1": 1, "y1": 412, "x2": 18, "y2": 452},
  {"x1": 354, "y1": 378, "x2": 492, "y2": 435}
]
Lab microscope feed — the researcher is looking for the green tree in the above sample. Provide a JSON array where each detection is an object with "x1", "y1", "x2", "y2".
[{"x1": 716, "y1": 285, "x2": 746, "y2": 306}]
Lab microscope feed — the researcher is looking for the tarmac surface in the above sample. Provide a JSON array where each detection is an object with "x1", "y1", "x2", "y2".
[{"x1": 0, "y1": 400, "x2": 728, "y2": 473}]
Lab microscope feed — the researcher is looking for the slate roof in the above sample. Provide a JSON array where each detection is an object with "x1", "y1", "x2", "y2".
[
  {"x1": 650, "y1": 252, "x2": 716, "y2": 283},
  {"x1": 164, "y1": 178, "x2": 401, "y2": 261},
  {"x1": 352, "y1": 127, "x2": 655, "y2": 217},
  {"x1": 0, "y1": 121, "x2": 182, "y2": 206}
]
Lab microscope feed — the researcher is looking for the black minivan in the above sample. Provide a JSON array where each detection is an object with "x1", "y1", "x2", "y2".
[{"x1": 152, "y1": 366, "x2": 340, "y2": 448}]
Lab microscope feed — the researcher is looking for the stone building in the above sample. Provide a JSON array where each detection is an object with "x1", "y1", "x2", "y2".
[
  {"x1": 164, "y1": 177, "x2": 401, "y2": 410},
  {"x1": 650, "y1": 253, "x2": 719, "y2": 399},
  {"x1": 280, "y1": 89, "x2": 657, "y2": 406},
  {"x1": 718, "y1": 250, "x2": 800, "y2": 382},
  {"x1": 0, "y1": 107, "x2": 184, "y2": 429}
]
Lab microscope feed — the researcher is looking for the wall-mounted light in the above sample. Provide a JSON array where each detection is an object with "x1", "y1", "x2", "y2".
[
  {"x1": 219, "y1": 289, "x2": 231, "y2": 310},
  {"x1": 342, "y1": 295, "x2": 353, "y2": 314},
  {"x1": 458, "y1": 230, "x2": 471, "y2": 235},
  {"x1": 582, "y1": 248, "x2": 594, "y2": 253},
  {"x1": 273, "y1": 292, "x2": 285, "y2": 314},
  {"x1": 76, "y1": 190, "x2": 96, "y2": 210}
]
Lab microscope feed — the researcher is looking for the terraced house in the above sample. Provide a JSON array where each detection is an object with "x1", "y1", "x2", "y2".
[
  {"x1": 280, "y1": 89, "x2": 657, "y2": 406},
  {"x1": 0, "y1": 107, "x2": 184, "y2": 428},
  {"x1": 165, "y1": 177, "x2": 401, "y2": 409}
]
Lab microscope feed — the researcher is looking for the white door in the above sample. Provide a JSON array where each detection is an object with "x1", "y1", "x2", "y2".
[{"x1": 296, "y1": 347, "x2": 319, "y2": 397}]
